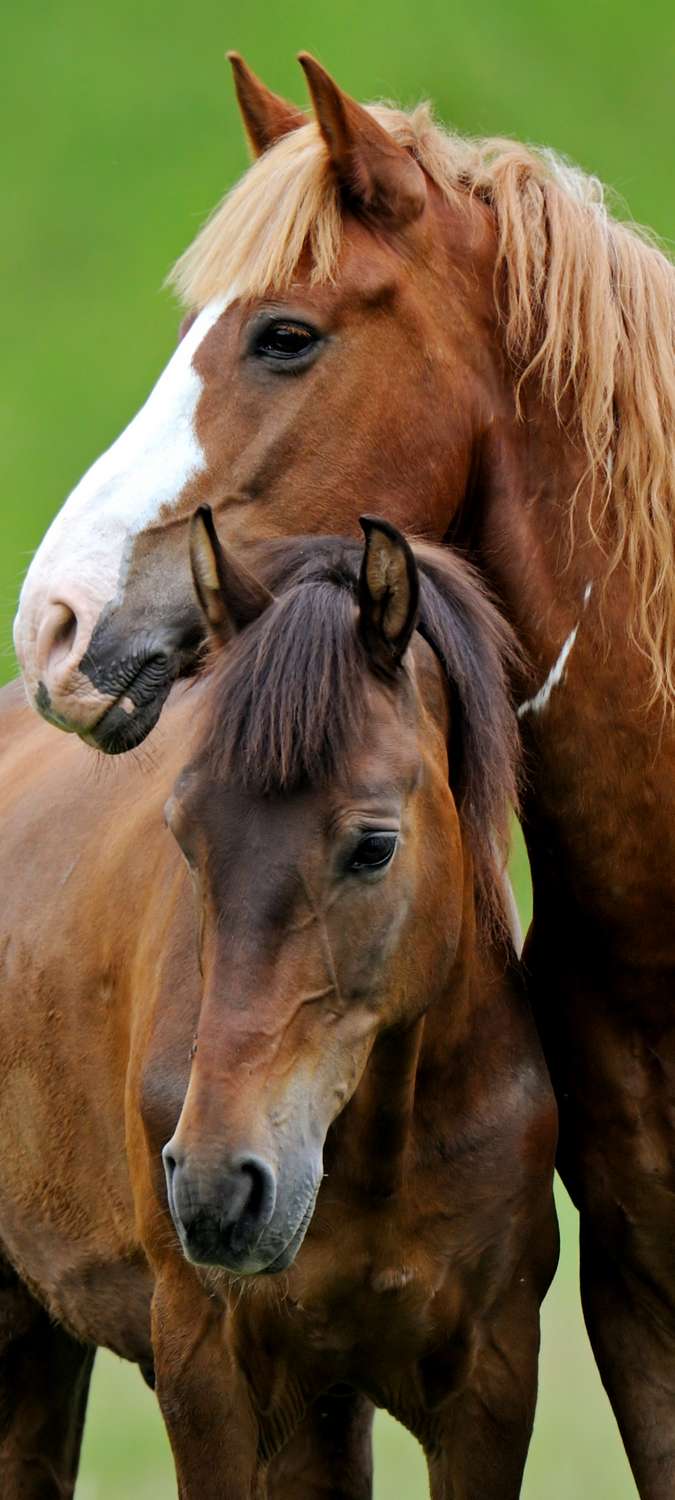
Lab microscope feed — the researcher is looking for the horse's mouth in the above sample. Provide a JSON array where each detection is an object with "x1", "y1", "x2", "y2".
[{"x1": 84, "y1": 659, "x2": 174, "y2": 754}]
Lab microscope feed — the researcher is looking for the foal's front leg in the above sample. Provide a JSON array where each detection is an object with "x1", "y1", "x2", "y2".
[
  {"x1": 152, "y1": 1261, "x2": 261, "y2": 1499},
  {"x1": 424, "y1": 1279, "x2": 545, "y2": 1500},
  {"x1": 267, "y1": 1388, "x2": 374, "y2": 1500}
]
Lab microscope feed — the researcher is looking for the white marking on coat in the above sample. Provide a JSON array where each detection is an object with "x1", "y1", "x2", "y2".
[
  {"x1": 14, "y1": 290, "x2": 234, "y2": 660},
  {"x1": 517, "y1": 581, "x2": 592, "y2": 719}
]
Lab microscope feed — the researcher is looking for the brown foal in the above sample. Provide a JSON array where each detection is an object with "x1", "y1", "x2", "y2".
[{"x1": 0, "y1": 517, "x2": 557, "y2": 1497}]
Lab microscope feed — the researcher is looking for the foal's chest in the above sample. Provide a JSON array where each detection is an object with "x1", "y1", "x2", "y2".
[{"x1": 234, "y1": 1213, "x2": 468, "y2": 1419}]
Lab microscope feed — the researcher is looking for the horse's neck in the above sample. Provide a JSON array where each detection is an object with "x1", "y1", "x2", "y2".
[
  {"x1": 475, "y1": 394, "x2": 672, "y2": 935},
  {"x1": 472, "y1": 397, "x2": 594, "y2": 669},
  {"x1": 474, "y1": 380, "x2": 670, "y2": 705}
]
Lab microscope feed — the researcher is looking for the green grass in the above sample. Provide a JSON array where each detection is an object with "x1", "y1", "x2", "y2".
[{"x1": 4, "y1": 0, "x2": 673, "y2": 1491}]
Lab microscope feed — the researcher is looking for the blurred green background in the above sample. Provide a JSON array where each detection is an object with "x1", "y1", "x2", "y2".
[{"x1": 2, "y1": 0, "x2": 673, "y2": 1493}]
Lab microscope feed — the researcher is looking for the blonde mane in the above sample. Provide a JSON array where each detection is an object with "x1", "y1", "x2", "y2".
[{"x1": 170, "y1": 104, "x2": 675, "y2": 705}]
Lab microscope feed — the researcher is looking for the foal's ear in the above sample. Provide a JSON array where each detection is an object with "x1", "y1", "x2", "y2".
[
  {"x1": 189, "y1": 507, "x2": 274, "y2": 641},
  {"x1": 358, "y1": 517, "x2": 419, "y2": 674},
  {"x1": 228, "y1": 52, "x2": 307, "y2": 158},
  {"x1": 298, "y1": 54, "x2": 426, "y2": 226}
]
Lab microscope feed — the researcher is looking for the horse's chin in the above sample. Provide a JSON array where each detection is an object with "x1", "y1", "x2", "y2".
[
  {"x1": 84, "y1": 685, "x2": 171, "y2": 754},
  {"x1": 76, "y1": 628, "x2": 204, "y2": 753}
]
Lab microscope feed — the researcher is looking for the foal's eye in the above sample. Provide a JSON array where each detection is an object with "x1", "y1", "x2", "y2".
[
  {"x1": 253, "y1": 320, "x2": 319, "y2": 365},
  {"x1": 346, "y1": 832, "x2": 399, "y2": 874}
]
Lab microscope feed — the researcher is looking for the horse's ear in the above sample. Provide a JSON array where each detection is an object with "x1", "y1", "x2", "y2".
[
  {"x1": 189, "y1": 506, "x2": 274, "y2": 641},
  {"x1": 358, "y1": 516, "x2": 419, "y2": 673},
  {"x1": 298, "y1": 54, "x2": 426, "y2": 225},
  {"x1": 228, "y1": 52, "x2": 308, "y2": 158}
]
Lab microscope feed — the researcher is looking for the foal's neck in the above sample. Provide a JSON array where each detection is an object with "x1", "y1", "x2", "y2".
[
  {"x1": 334, "y1": 864, "x2": 479, "y2": 1200},
  {"x1": 342, "y1": 1017, "x2": 426, "y2": 1199}
]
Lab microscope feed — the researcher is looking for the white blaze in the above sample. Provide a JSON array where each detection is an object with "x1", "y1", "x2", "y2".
[{"x1": 14, "y1": 293, "x2": 231, "y2": 662}]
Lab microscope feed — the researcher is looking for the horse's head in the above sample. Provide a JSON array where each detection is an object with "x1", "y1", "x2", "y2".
[
  {"x1": 14, "y1": 55, "x2": 503, "y2": 751},
  {"x1": 161, "y1": 510, "x2": 518, "y2": 1275}
]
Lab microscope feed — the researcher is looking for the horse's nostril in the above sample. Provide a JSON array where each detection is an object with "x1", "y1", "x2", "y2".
[
  {"x1": 36, "y1": 601, "x2": 79, "y2": 678},
  {"x1": 52, "y1": 604, "x2": 77, "y2": 655}
]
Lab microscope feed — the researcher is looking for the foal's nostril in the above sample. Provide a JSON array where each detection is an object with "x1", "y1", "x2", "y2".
[
  {"x1": 163, "y1": 1146, "x2": 278, "y2": 1266},
  {"x1": 229, "y1": 1154, "x2": 277, "y2": 1235},
  {"x1": 161, "y1": 1141, "x2": 182, "y2": 1190}
]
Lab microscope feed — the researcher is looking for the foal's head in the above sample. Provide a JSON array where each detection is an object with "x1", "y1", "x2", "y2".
[{"x1": 162, "y1": 511, "x2": 518, "y2": 1275}]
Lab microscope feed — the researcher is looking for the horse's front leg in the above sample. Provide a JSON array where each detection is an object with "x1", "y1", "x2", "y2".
[
  {"x1": 528, "y1": 939, "x2": 675, "y2": 1499},
  {"x1": 579, "y1": 1211, "x2": 675, "y2": 1500},
  {"x1": 152, "y1": 1260, "x2": 261, "y2": 1500}
]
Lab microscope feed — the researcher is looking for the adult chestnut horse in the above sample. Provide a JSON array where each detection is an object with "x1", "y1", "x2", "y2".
[
  {"x1": 0, "y1": 517, "x2": 557, "y2": 1497},
  {"x1": 12, "y1": 54, "x2": 675, "y2": 1495}
]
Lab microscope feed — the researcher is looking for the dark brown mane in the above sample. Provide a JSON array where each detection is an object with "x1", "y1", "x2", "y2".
[{"x1": 199, "y1": 535, "x2": 520, "y2": 935}]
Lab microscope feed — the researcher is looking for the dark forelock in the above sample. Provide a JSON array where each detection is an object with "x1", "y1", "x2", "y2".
[{"x1": 197, "y1": 535, "x2": 520, "y2": 937}]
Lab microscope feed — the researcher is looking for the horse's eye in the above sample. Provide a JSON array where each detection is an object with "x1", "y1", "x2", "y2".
[
  {"x1": 346, "y1": 832, "x2": 399, "y2": 874},
  {"x1": 254, "y1": 320, "x2": 319, "y2": 364}
]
